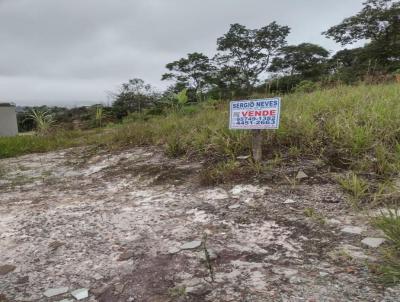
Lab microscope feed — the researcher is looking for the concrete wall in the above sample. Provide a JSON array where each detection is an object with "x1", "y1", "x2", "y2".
[{"x1": 0, "y1": 106, "x2": 18, "y2": 136}]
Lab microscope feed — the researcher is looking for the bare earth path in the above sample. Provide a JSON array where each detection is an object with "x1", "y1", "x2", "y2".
[{"x1": 0, "y1": 148, "x2": 399, "y2": 301}]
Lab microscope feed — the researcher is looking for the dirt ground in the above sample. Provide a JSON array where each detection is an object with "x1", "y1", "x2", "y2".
[{"x1": 0, "y1": 147, "x2": 399, "y2": 302}]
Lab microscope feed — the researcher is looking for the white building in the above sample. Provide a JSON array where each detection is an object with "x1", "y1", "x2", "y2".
[{"x1": 0, "y1": 103, "x2": 18, "y2": 136}]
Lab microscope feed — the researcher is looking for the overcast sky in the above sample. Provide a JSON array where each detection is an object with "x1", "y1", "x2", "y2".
[{"x1": 0, "y1": 0, "x2": 365, "y2": 107}]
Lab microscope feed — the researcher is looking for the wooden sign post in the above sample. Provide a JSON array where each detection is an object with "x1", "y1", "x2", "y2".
[
  {"x1": 252, "y1": 129, "x2": 263, "y2": 162},
  {"x1": 229, "y1": 98, "x2": 281, "y2": 162}
]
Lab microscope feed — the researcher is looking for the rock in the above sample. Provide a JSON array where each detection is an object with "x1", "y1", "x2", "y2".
[
  {"x1": 207, "y1": 248, "x2": 218, "y2": 261},
  {"x1": 200, "y1": 248, "x2": 218, "y2": 261},
  {"x1": 118, "y1": 251, "x2": 134, "y2": 261},
  {"x1": 92, "y1": 273, "x2": 103, "y2": 281},
  {"x1": 289, "y1": 276, "x2": 303, "y2": 284},
  {"x1": 49, "y1": 241, "x2": 64, "y2": 251},
  {"x1": 16, "y1": 276, "x2": 29, "y2": 284},
  {"x1": 236, "y1": 155, "x2": 250, "y2": 160},
  {"x1": 181, "y1": 240, "x2": 202, "y2": 250},
  {"x1": 186, "y1": 283, "x2": 211, "y2": 296},
  {"x1": 341, "y1": 226, "x2": 363, "y2": 235},
  {"x1": 71, "y1": 288, "x2": 89, "y2": 300},
  {"x1": 283, "y1": 269, "x2": 298, "y2": 278},
  {"x1": 0, "y1": 265, "x2": 16, "y2": 276},
  {"x1": 43, "y1": 287, "x2": 69, "y2": 298},
  {"x1": 361, "y1": 237, "x2": 385, "y2": 248},
  {"x1": 168, "y1": 247, "x2": 181, "y2": 254},
  {"x1": 327, "y1": 219, "x2": 341, "y2": 225},
  {"x1": 319, "y1": 271, "x2": 329, "y2": 277},
  {"x1": 59, "y1": 300, "x2": 74, "y2": 302},
  {"x1": 228, "y1": 204, "x2": 241, "y2": 209},
  {"x1": 284, "y1": 199, "x2": 297, "y2": 204},
  {"x1": 296, "y1": 170, "x2": 308, "y2": 180}
]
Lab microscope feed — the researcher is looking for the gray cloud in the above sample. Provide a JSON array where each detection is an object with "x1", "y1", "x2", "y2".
[{"x1": 0, "y1": 0, "x2": 364, "y2": 106}]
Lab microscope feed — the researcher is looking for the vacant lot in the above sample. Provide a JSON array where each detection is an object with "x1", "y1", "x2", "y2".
[{"x1": 0, "y1": 147, "x2": 399, "y2": 301}]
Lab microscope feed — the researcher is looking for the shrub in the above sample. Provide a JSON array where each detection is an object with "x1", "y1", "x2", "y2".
[{"x1": 294, "y1": 80, "x2": 320, "y2": 93}]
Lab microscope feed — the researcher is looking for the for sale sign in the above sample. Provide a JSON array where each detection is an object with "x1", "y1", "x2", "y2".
[{"x1": 229, "y1": 98, "x2": 281, "y2": 130}]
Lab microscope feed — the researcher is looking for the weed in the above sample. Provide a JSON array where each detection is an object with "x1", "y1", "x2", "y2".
[
  {"x1": 371, "y1": 181, "x2": 400, "y2": 207},
  {"x1": 168, "y1": 286, "x2": 186, "y2": 298},
  {"x1": 202, "y1": 233, "x2": 215, "y2": 282},
  {"x1": 0, "y1": 164, "x2": 6, "y2": 178},
  {"x1": 304, "y1": 207, "x2": 326, "y2": 224},
  {"x1": 338, "y1": 172, "x2": 370, "y2": 209},
  {"x1": 372, "y1": 209, "x2": 400, "y2": 284},
  {"x1": 373, "y1": 209, "x2": 400, "y2": 248},
  {"x1": 199, "y1": 160, "x2": 240, "y2": 186}
]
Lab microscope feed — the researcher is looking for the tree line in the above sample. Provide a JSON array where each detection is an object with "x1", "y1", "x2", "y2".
[
  {"x1": 112, "y1": 0, "x2": 400, "y2": 118},
  {"x1": 19, "y1": 0, "x2": 400, "y2": 130}
]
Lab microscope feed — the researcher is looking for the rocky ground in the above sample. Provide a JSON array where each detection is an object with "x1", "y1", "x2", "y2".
[{"x1": 0, "y1": 147, "x2": 399, "y2": 302}]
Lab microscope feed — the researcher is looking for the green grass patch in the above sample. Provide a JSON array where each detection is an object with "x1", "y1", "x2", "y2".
[
  {"x1": 0, "y1": 129, "x2": 112, "y2": 159},
  {"x1": 372, "y1": 209, "x2": 400, "y2": 285}
]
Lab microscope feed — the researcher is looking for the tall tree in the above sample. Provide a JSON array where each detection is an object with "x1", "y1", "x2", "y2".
[
  {"x1": 324, "y1": 0, "x2": 400, "y2": 70},
  {"x1": 216, "y1": 22, "x2": 290, "y2": 93},
  {"x1": 162, "y1": 52, "x2": 215, "y2": 100},
  {"x1": 269, "y1": 43, "x2": 330, "y2": 79}
]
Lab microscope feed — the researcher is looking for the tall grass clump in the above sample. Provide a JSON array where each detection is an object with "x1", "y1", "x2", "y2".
[{"x1": 372, "y1": 209, "x2": 400, "y2": 284}]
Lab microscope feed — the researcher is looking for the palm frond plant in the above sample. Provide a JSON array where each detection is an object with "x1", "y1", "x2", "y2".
[{"x1": 25, "y1": 109, "x2": 55, "y2": 136}]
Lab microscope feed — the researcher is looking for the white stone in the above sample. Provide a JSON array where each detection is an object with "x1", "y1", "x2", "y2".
[
  {"x1": 71, "y1": 288, "x2": 89, "y2": 300},
  {"x1": 228, "y1": 204, "x2": 241, "y2": 209},
  {"x1": 43, "y1": 287, "x2": 69, "y2": 297},
  {"x1": 284, "y1": 199, "x2": 297, "y2": 204},
  {"x1": 327, "y1": 219, "x2": 341, "y2": 225},
  {"x1": 168, "y1": 247, "x2": 181, "y2": 254},
  {"x1": 341, "y1": 226, "x2": 363, "y2": 235},
  {"x1": 319, "y1": 271, "x2": 329, "y2": 277},
  {"x1": 296, "y1": 170, "x2": 308, "y2": 180},
  {"x1": 361, "y1": 237, "x2": 385, "y2": 248},
  {"x1": 230, "y1": 185, "x2": 266, "y2": 196},
  {"x1": 59, "y1": 300, "x2": 74, "y2": 302},
  {"x1": 181, "y1": 240, "x2": 202, "y2": 250},
  {"x1": 93, "y1": 273, "x2": 103, "y2": 281}
]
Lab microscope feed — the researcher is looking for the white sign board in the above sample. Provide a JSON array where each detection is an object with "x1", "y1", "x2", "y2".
[{"x1": 229, "y1": 98, "x2": 281, "y2": 130}]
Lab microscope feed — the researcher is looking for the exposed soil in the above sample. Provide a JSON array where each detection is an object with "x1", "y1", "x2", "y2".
[{"x1": 0, "y1": 147, "x2": 399, "y2": 301}]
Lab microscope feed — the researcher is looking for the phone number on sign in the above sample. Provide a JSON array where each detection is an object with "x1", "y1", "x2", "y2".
[{"x1": 234, "y1": 116, "x2": 277, "y2": 125}]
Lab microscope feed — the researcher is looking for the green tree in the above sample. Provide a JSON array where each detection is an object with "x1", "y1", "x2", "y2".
[
  {"x1": 324, "y1": 0, "x2": 400, "y2": 71},
  {"x1": 112, "y1": 78, "x2": 157, "y2": 119},
  {"x1": 269, "y1": 43, "x2": 330, "y2": 79},
  {"x1": 216, "y1": 22, "x2": 290, "y2": 94},
  {"x1": 162, "y1": 52, "x2": 215, "y2": 101}
]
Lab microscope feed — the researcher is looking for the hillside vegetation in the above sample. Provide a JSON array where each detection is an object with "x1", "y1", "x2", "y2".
[
  {"x1": 2, "y1": 83, "x2": 400, "y2": 178},
  {"x1": 111, "y1": 83, "x2": 400, "y2": 176}
]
